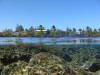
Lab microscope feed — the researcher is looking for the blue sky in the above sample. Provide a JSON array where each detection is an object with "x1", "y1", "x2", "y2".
[{"x1": 0, "y1": 0, "x2": 100, "y2": 31}]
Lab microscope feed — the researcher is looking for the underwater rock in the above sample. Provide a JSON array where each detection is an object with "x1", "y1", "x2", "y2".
[
  {"x1": 0, "y1": 54, "x2": 31, "y2": 65},
  {"x1": 95, "y1": 55, "x2": 100, "y2": 59},
  {"x1": 26, "y1": 52, "x2": 72, "y2": 75},
  {"x1": 81, "y1": 57, "x2": 88, "y2": 63},
  {"x1": 67, "y1": 48, "x2": 80, "y2": 54},
  {"x1": 1, "y1": 52, "x2": 74, "y2": 75},
  {"x1": 62, "y1": 48, "x2": 66, "y2": 52},
  {"x1": 89, "y1": 63, "x2": 100, "y2": 72},
  {"x1": 63, "y1": 54, "x2": 72, "y2": 62},
  {"x1": 4, "y1": 61, "x2": 28, "y2": 75}
]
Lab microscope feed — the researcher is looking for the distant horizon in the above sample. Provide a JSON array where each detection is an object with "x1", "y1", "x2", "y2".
[{"x1": 0, "y1": 0, "x2": 100, "y2": 31}]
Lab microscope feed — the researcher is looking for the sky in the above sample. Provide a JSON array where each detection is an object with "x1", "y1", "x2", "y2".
[{"x1": 0, "y1": 0, "x2": 100, "y2": 31}]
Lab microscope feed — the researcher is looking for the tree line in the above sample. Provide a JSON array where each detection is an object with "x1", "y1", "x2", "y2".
[{"x1": 0, "y1": 25, "x2": 100, "y2": 37}]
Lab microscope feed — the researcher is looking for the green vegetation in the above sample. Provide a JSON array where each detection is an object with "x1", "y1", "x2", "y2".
[
  {"x1": 50, "y1": 25, "x2": 56, "y2": 36},
  {"x1": 1, "y1": 25, "x2": 100, "y2": 37},
  {"x1": 2, "y1": 29, "x2": 13, "y2": 37}
]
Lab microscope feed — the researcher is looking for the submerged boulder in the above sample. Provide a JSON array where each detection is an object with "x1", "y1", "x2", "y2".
[
  {"x1": 63, "y1": 54, "x2": 72, "y2": 62},
  {"x1": 89, "y1": 63, "x2": 100, "y2": 72},
  {"x1": 0, "y1": 52, "x2": 92, "y2": 75},
  {"x1": 95, "y1": 55, "x2": 100, "y2": 59},
  {"x1": 25, "y1": 52, "x2": 72, "y2": 75},
  {"x1": 2, "y1": 61, "x2": 28, "y2": 75},
  {"x1": 3, "y1": 52, "x2": 73, "y2": 75}
]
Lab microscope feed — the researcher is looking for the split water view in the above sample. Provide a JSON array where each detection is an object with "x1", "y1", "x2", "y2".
[
  {"x1": 2, "y1": 37, "x2": 100, "y2": 45},
  {"x1": 1, "y1": 0, "x2": 100, "y2": 75}
]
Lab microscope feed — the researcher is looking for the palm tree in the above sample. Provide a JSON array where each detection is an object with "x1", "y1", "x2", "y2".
[
  {"x1": 38, "y1": 25, "x2": 44, "y2": 31},
  {"x1": 51, "y1": 25, "x2": 56, "y2": 32},
  {"x1": 29, "y1": 26, "x2": 34, "y2": 32},
  {"x1": 86, "y1": 26, "x2": 92, "y2": 34},
  {"x1": 37, "y1": 25, "x2": 45, "y2": 36},
  {"x1": 50, "y1": 25, "x2": 56, "y2": 36},
  {"x1": 72, "y1": 28, "x2": 76, "y2": 34},
  {"x1": 66, "y1": 27, "x2": 72, "y2": 35},
  {"x1": 93, "y1": 29, "x2": 97, "y2": 34},
  {"x1": 78, "y1": 29, "x2": 82, "y2": 34}
]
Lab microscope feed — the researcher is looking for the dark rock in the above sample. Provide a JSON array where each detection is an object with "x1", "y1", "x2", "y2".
[
  {"x1": 62, "y1": 48, "x2": 66, "y2": 52},
  {"x1": 95, "y1": 55, "x2": 100, "y2": 59},
  {"x1": 68, "y1": 48, "x2": 80, "y2": 54},
  {"x1": 89, "y1": 63, "x2": 100, "y2": 72},
  {"x1": 82, "y1": 57, "x2": 88, "y2": 62},
  {"x1": 0, "y1": 54, "x2": 31, "y2": 65},
  {"x1": 63, "y1": 54, "x2": 72, "y2": 62}
]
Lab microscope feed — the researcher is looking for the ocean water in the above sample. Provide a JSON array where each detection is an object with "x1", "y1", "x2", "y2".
[
  {"x1": 1, "y1": 37, "x2": 100, "y2": 45},
  {"x1": 0, "y1": 37, "x2": 100, "y2": 74}
]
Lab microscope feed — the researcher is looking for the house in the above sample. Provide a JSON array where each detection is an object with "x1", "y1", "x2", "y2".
[
  {"x1": 76, "y1": 30, "x2": 82, "y2": 35},
  {"x1": 35, "y1": 29, "x2": 47, "y2": 34},
  {"x1": 35, "y1": 29, "x2": 49, "y2": 36},
  {"x1": 35, "y1": 29, "x2": 47, "y2": 32}
]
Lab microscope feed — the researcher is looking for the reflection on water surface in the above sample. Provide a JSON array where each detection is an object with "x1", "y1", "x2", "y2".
[{"x1": 1, "y1": 37, "x2": 100, "y2": 45}]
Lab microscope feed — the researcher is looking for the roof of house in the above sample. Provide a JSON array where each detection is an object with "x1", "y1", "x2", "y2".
[{"x1": 35, "y1": 30, "x2": 47, "y2": 32}]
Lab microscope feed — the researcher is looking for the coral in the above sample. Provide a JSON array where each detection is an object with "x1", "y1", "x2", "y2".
[
  {"x1": 0, "y1": 44, "x2": 100, "y2": 75},
  {"x1": 24, "y1": 52, "x2": 71, "y2": 75}
]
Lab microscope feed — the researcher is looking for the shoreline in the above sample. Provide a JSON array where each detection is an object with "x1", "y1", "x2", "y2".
[{"x1": 1, "y1": 36, "x2": 100, "y2": 38}]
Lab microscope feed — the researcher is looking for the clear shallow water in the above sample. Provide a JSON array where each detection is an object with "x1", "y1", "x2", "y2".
[
  {"x1": 1, "y1": 37, "x2": 100, "y2": 45},
  {"x1": 0, "y1": 40, "x2": 100, "y2": 74}
]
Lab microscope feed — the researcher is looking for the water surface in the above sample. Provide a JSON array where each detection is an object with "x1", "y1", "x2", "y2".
[{"x1": 1, "y1": 37, "x2": 100, "y2": 45}]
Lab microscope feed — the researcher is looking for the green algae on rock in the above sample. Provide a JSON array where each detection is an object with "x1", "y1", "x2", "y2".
[{"x1": 24, "y1": 52, "x2": 72, "y2": 75}]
